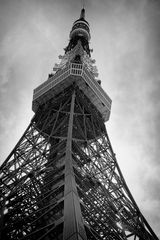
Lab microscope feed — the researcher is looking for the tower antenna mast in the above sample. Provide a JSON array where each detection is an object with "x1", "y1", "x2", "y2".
[{"x1": 82, "y1": 0, "x2": 85, "y2": 8}]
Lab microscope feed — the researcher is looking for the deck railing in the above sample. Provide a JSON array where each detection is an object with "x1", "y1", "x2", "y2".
[
  {"x1": 33, "y1": 63, "x2": 84, "y2": 100},
  {"x1": 33, "y1": 63, "x2": 111, "y2": 111}
]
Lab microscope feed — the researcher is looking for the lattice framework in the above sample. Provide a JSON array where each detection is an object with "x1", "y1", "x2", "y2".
[{"x1": 0, "y1": 85, "x2": 158, "y2": 240}]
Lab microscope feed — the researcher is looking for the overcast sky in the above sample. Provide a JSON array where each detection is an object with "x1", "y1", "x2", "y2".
[{"x1": 0, "y1": 0, "x2": 160, "y2": 237}]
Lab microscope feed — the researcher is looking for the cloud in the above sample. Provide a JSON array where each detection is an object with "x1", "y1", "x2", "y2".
[
  {"x1": 87, "y1": 0, "x2": 160, "y2": 235},
  {"x1": 0, "y1": 1, "x2": 61, "y2": 161}
]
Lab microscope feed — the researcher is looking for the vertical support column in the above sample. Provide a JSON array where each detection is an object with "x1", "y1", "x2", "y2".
[{"x1": 63, "y1": 89, "x2": 87, "y2": 240}]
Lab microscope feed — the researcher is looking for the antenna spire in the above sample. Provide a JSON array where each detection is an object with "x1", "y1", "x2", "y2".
[
  {"x1": 80, "y1": 8, "x2": 85, "y2": 19},
  {"x1": 80, "y1": 0, "x2": 85, "y2": 19},
  {"x1": 82, "y1": 0, "x2": 85, "y2": 9}
]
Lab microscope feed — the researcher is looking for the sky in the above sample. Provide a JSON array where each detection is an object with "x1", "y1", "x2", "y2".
[{"x1": 0, "y1": 0, "x2": 160, "y2": 237}]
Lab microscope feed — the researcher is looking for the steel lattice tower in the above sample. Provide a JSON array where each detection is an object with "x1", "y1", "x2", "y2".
[{"x1": 0, "y1": 8, "x2": 159, "y2": 240}]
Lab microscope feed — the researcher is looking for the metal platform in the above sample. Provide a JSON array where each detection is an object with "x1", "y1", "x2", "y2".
[{"x1": 32, "y1": 63, "x2": 112, "y2": 122}]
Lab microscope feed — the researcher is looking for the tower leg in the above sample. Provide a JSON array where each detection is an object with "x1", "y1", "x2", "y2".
[{"x1": 63, "y1": 90, "x2": 87, "y2": 240}]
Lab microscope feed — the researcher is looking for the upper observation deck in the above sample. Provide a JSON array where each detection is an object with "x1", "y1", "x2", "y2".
[{"x1": 32, "y1": 63, "x2": 112, "y2": 122}]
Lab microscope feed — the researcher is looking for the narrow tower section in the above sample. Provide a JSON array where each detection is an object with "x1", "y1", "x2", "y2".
[{"x1": 0, "y1": 8, "x2": 159, "y2": 240}]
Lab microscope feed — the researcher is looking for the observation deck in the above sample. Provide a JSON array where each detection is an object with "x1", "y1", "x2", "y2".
[{"x1": 32, "y1": 63, "x2": 112, "y2": 122}]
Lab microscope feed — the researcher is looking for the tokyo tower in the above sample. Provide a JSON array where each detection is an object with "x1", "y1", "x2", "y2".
[{"x1": 0, "y1": 8, "x2": 159, "y2": 240}]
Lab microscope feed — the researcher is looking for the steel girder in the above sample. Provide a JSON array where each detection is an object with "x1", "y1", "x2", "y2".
[{"x1": 0, "y1": 85, "x2": 158, "y2": 240}]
